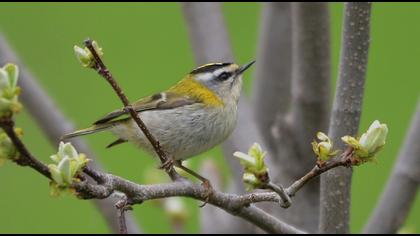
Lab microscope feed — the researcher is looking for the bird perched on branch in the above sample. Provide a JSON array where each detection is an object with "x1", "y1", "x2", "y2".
[{"x1": 63, "y1": 61, "x2": 255, "y2": 200}]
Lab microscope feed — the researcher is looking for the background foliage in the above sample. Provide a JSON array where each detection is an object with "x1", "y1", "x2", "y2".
[{"x1": 0, "y1": 2, "x2": 418, "y2": 233}]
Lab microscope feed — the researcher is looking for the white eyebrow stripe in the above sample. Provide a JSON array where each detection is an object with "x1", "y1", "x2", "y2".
[
  {"x1": 197, "y1": 72, "x2": 214, "y2": 82},
  {"x1": 213, "y1": 68, "x2": 226, "y2": 77}
]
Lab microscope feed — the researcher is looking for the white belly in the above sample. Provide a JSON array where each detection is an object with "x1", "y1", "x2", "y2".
[{"x1": 110, "y1": 103, "x2": 237, "y2": 161}]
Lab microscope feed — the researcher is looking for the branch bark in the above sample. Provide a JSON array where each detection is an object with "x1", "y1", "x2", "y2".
[
  {"x1": 0, "y1": 34, "x2": 142, "y2": 234},
  {"x1": 199, "y1": 159, "x2": 235, "y2": 234},
  {"x1": 2, "y1": 120, "x2": 308, "y2": 234},
  {"x1": 253, "y1": 2, "x2": 292, "y2": 154},
  {"x1": 319, "y1": 2, "x2": 371, "y2": 233},
  {"x1": 289, "y1": 2, "x2": 331, "y2": 168},
  {"x1": 363, "y1": 100, "x2": 420, "y2": 233},
  {"x1": 75, "y1": 171, "x2": 307, "y2": 234}
]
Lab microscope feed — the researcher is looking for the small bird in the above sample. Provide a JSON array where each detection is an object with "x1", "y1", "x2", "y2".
[{"x1": 63, "y1": 61, "x2": 255, "y2": 192}]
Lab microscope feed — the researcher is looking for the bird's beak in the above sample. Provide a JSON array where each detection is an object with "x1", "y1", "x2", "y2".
[{"x1": 237, "y1": 60, "x2": 256, "y2": 75}]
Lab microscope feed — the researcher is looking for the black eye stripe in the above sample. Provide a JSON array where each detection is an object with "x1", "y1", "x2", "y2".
[{"x1": 217, "y1": 72, "x2": 231, "y2": 81}]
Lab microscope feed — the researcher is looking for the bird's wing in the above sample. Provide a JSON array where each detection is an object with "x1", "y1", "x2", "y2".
[{"x1": 93, "y1": 92, "x2": 198, "y2": 125}]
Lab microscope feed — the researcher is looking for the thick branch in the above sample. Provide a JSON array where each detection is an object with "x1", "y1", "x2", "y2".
[
  {"x1": 266, "y1": 3, "x2": 331, "y2": 232},
  {"x1": 0, "y1": 34, "x2": 142, "y2": 234},
  {"x1": 253, "y1": 2, "x2": 292, "y2": 154},
  {"x1": 363, "y1": 100, "x2": 420, "y2": 233},
  {"x1": 75, "y1": 168, "x2": 307, "y2": 234},
  {"x1": 289, "y1": 2, "x2": 331, "y2": 165},
  {"x1": 75, "y1": 166, "x2": 307, "y2": 234},
  {"x1": 319, "y1": 2, "x2": 371, "y2": 234},
  {"x1": 182, "y1": 2, "x2": 233, "y2": 63}
]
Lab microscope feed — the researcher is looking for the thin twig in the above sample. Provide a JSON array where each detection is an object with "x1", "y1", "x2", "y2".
[
  {"x1": 265, "y1": 182, "x2": 291, "y2": 208},
  {"x1": 83, "y1": 39, "x2": 179, "y2": 181},
  {"x1": 286, "y1": 150, "x2": 353, "y2": 197},
  {"x1": 118, "y1": 208, "x2": 127, "y2": 234},
  {"x1": 115, "y1": 196, "x2": 133, "y2": 234},
  {"x1": 0, "y1": 118, "x2": 51, "y2": 178}
]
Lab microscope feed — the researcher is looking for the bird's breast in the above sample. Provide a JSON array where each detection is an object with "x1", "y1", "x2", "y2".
[{"x1": 112, "y1": 103, "x2": 238, "y2": 161}]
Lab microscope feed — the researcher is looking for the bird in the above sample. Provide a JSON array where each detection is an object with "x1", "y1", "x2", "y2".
[{"x1": 62, "y1": 61, "x2": 255, "y2": 200}]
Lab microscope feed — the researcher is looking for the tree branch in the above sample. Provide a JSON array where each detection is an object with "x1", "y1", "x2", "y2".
[
  {"x1": 0, "y1": 34, "x2": 142, "y2": 234},
  {"x1": 75, "y1": 174, "x2": 307, "y2": 234},
  {"x1": 289, "y1": 2, "x2": 331, "y2": 168},
  {"x1": 363, "y1": 100, "x2": 420, "y2": 233},
  {"x1": 253, "y1": 2, "x2": 292, "y2": 154},
  {"x1": 199, "y1": 159, "x2": 233, "y2": 234},
  {"x1": 319, "y1": 2, "x2": 371, "y2": 233},
  {"x1": 2, "y1": 108, "x2": 364, "y2": 234},
  {"x1": 1, "y1": 119, "x2": 307, "y2": 234}
]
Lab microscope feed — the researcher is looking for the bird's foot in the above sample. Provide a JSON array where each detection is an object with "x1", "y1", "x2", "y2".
[
  {"x1": 199, "y1": 179, "x2": 214, "y2": 208},
  {"x1": 159, "y1": 158, "x2": 174, "y2": 172}
]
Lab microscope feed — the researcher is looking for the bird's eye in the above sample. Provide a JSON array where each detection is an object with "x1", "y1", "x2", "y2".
[{"x1": 218, "y1": 72, "x2": 231, "y2": 81}]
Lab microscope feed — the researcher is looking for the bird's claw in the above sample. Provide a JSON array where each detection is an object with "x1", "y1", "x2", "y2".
[
  {"x1": 159, "y1": 159, "x2": 174, "y2": 172},
  {"x1": 199, "y1": 179, "x2": 214, "y2": 208}
]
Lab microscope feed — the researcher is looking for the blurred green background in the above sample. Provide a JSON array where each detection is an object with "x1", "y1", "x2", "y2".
[{"x1": 0, "y1": 2, "x2": 419, "y2": 233}]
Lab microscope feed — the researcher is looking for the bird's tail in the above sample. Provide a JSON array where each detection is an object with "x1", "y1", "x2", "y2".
[{"x1": 61, "y1": 123, "x2": 114, "y2": 140}]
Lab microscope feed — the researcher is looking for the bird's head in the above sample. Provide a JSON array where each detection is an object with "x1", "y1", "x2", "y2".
[{"x1": 185, "y1": 61, "x2": 255, "y2": 105}]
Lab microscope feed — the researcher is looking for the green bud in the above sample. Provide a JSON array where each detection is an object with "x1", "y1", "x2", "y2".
[
  {"x1": 342, "y1": 120, "x2": 388, "y2": 160},
  {"x1": 3, "y1": 64, "x2": 18, "y2": 89},
  {"x1": 0, "y1": 68, "x2": 10, "y2": 90},
  {"x1": 359, "y1": 120, "x2": 388, "y2": 157},
  {"x1": 48, "y1": 164, "x2": 64, "y2": 186},
  {"x1": 0, "y1": 63, "x2": 22, "y2": 117},
  {"x1": 234, "y1": 142, "x2": 268, "y2": 175},
  {"x1": 58, "y1": 157, "x2": 72, "y2": 185},
  {"x1": 235, "y1": 143, "x2": 270, "y2": 191},
  {"x1": 242, "y1": 173, "x2": 262, "y2": 191},
  {"x1": 73, "y1": 45, "x2": 93, "y2": 68},
  {"x1": 0, "y1": 128, "x2": 21, "y2": 166},
  {"x1": 73, "y1": 41, "x2": 103, "y2": 68},
  {"x1": 234, "y1": 151, "x2": 257, "y2": 170},
  {"x1": 48, "y1": 142, "x2": 89, "y2": 195},
  {"x1": 311, "y1": 132, "x2": 339, "y2": 162},
  {"x1": 91, "y1": 41, "x2": 103, "y2": 57}
]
